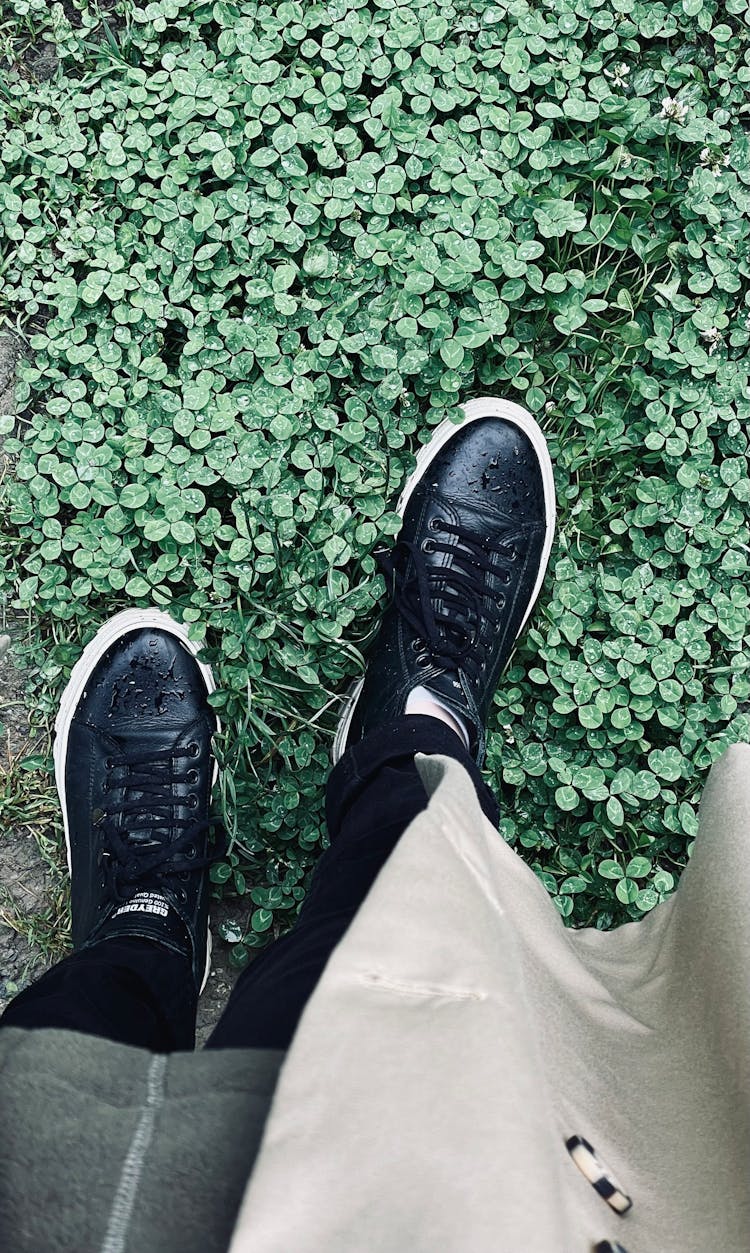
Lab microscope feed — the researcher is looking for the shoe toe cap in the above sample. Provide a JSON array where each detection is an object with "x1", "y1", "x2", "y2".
[
  {"x1": 79, "y1": 629, "x2": 213, "y2": 731},
  {"x1": 407, "y1": 418, "x2": 546, "y2": 522}
]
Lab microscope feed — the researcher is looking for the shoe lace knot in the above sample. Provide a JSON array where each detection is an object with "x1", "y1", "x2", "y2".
[
  {"x1": 97, "y1": 744, "x2": 224, "y2": 903},
  {"x1": 375, "y1": 516, "x2": 519, "y2": 683}
]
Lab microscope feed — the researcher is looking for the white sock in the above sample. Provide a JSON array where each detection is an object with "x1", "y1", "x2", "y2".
[{"x1": 404, "y1": 685, "x2": 471, "y2": 751}]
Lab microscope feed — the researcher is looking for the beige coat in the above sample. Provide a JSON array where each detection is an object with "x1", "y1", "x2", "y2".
[
  {"x1": 228, "y1": 745, "x2": 750, "y2": 1253},
  {"x1": 2, "y1": 745, "x2": 749, "y2": 1253}
]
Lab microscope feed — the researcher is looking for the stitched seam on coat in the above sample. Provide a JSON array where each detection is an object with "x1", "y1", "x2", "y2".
[
  {"x1": 359, "y1": 972, "x2": 487, "y2": 1001},
  {"x1": 100, "y1": 1054, "x2": 167, "y2": 1253}
]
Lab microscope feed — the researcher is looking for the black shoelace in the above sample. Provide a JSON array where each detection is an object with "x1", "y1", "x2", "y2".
[
  {"x1": 375, "y1": 517, "x2": 517, "y2": 684},
  {"x1": 98, "y1": 744, "x2": 225, "y2": 904}
]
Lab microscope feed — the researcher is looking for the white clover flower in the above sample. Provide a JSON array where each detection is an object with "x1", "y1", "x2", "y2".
[
  {"x1": 700, "y1": 146, "x2": 731, "y2": 176},
  {"x1": 700, "y1": 327, "x2": 723, "y2": 355},
  {"x1": 660, "y1": 97, "x2": 689, "y2": 123},
  {"x1": 604, "y1": 62, "x2": 630, "y2": 88}
]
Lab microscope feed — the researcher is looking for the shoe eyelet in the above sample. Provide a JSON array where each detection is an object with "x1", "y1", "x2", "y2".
[
  {"x1": 428, "y1": 517, "x2": 442, "y2": 532},
  {"x1": 187, "y1": 769, "x2": 199, "y2": 784},
  {"x1": 497, "y1": 593, "x2": 506, "y2": 608},
  {"x1": 178, "y1": 886, "x2": 188, "y2": 901},
  {"x1": 421, "y1": 538, "x2": 436, "y2": 554},
  {"x1": 186, "y1": 844, "x2": 196, "y2": 859},
  {"x1": 188, "y1": 742, "x2": 200, "y2": 758},
  {"x1": 188, "y1": 794, "x2": 198, "y2": 809},
  {"x1": 411, "y1": 638, "x2": 423, "y2": 652},
  {"x1": 416, "y1": 653, "x2": 431, "y2": 668}
]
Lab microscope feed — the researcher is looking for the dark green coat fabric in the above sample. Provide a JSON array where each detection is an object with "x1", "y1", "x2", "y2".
[{"x1": 0, "y1": 1025, "x2": 285, "y2": 1253}]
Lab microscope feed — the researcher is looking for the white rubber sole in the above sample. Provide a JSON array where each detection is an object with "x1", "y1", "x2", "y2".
[
  {"x1": 331, "y1": 396, "x2": 557, "y2": 764},
  {"x1": 53, "y1": 607, "x2": 221, "y2": 995}
]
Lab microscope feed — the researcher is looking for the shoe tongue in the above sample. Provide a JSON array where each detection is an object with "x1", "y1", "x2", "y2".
[
  {"x1": 111, "y1": 890, "x2": 172, "y2": 922},
  {"x1": 419, "y1": 496, "x2": 512, "y2": 637},
  {"x1": 108, "y1": 727, "x2": 186, "y2": 844},
  {"x1": 125, "y1": 829, "x2": 166, "y2": 848},
  {"x1": 102, "y1": 890, "x2": 192, "y2": 952}
]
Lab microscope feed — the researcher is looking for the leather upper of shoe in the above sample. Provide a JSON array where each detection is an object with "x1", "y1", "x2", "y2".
[
  {"x1": 348, "y1": 419, "x2": 549, "y2": 765},
  {"x1": 65, "y1": 629, "x2": 219, "y2": 989}
]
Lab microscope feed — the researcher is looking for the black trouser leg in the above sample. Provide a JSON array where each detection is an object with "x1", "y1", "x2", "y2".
[
  {"x1": 205, "y1": 716, "x2": 499, "y2": 1051},
  {"x1": 0, "y1": 938, "x2": 196, "y2": 1052},
  {"x1": 0, "y1": 717, "x2": 498, "y2": 1055}
]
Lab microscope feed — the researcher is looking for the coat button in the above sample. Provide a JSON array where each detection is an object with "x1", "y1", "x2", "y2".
[{"x1": 565, "y1": 1134, "x2": 633, "y2": 1215}]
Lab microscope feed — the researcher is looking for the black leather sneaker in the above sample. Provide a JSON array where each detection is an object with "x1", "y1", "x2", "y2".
[
  {"x1": 52, "y1": 609, "x2": 223, "y2": 994},
  {"x1": 332, "y1": 397, "x2": 557, "y2": 768}
]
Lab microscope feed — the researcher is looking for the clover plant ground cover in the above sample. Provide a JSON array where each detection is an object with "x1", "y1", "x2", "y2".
[{"x1": 1, "y1": 0, "x2": 750, "y2": 967}]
